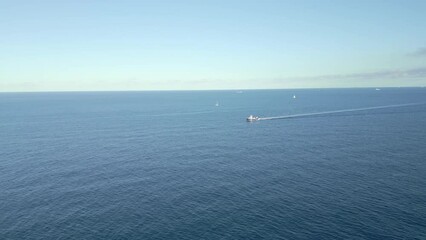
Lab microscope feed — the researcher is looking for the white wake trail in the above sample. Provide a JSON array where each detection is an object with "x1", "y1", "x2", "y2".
[{"x1": 258, "y1": 102, "x2": 425, "y2": 121}]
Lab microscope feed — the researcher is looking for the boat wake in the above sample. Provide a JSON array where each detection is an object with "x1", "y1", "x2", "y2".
[{"x1": 256, "y1": 102, "x2": 425, "y2": 121}]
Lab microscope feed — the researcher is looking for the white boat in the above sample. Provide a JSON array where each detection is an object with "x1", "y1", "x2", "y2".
[
  {"x1": 215, "y1": 101, "x2": 219, "y2": 107},
  {"x1": 293, "y1": 94, "x2": 296, "y2": 99},
  {"x1": 246, "y1": 115, "x2": 259, "y2": 122}
]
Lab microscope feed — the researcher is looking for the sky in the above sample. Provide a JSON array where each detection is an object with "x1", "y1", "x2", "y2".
[{"x1": 1, "y1": 0, "x2": 426, "y2": 92}]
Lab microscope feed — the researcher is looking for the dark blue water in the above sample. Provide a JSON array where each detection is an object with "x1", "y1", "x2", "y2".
[{"x1": 1, "y1": 88, "x2": 426, "y2": 239}]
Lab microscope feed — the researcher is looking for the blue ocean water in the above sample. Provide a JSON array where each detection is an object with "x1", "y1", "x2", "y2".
[{"x1": 1, "y1": 88, "x2": 426, "y2": 239}]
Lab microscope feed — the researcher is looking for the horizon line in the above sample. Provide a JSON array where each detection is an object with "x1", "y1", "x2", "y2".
[{"x1": 1, "y1": 86, "x2": 425, "y2": 94}]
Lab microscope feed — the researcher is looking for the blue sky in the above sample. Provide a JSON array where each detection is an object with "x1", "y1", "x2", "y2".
[{"x1": 1, "y1": 0, "x2": 426, "y2": 91}]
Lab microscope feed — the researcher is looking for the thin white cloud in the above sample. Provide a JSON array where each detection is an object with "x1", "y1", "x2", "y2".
[
  {"x1": 314, "y1": 67, "x2": 426, "y2": 80},
  {"x1": 267, "y1": 67, "x2": 426, "y2": 88},
  {"x1": 408, "y1": 48, "x2": 426, "y2": 57}
]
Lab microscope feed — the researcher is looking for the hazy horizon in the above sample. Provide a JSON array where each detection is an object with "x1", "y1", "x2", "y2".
[
  {"x1": 1, "y1": 0, "x2": 426, "y2": 92},
  {"x1": 1, "y1": 86, "x2": 426, "y2": 94}
]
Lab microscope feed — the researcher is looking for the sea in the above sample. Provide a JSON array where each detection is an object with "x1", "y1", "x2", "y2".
[{"x1": 1, "y1": 88, "x2": 426, "y2": 239}]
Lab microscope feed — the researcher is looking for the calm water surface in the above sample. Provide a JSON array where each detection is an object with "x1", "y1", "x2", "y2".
[{"x1": 1, "y1": 88, "x2": 426, "y2": 239}]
